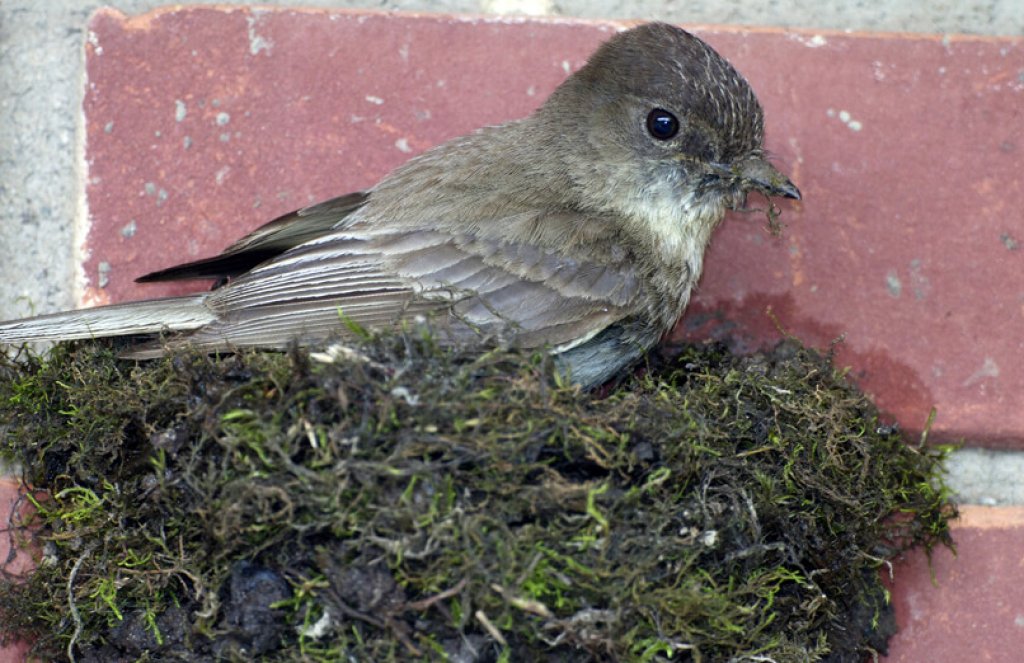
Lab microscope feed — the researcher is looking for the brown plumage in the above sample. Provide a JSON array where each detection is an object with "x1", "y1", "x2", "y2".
[{"x1": 0, "y1": 23, "x2": 799, "y2": 387}]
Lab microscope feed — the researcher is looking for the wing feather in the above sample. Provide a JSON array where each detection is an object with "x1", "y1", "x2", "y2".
[
  {"x1": 171, "y1": 208, "x2": 643, "y2": 352},
  {"x1": 136, "y1": 192, "x2": 369, "y2": 283}
]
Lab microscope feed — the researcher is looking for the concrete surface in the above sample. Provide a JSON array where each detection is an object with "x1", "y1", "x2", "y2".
[{"x1": 1, "y1": 1, "x2": 1023, "y2": 506}]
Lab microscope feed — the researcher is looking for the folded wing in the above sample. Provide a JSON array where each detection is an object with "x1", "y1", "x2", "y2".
[{"x1": 150, "y1": 210, "x2": 641, "y2": 355}]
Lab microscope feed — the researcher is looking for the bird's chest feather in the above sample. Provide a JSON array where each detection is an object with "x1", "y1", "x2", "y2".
[{"x1": 624, "y1": 188, "x2": 728, "y2": 320}]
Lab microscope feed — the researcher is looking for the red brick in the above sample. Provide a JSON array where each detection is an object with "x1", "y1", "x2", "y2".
[
  {"x1": 0, "y1": 478, "x2": 35, "y2": 663},
  {"x1": 884, "y1": 506, "x2": 1024, "y2": 662},
  {"x1": 80, "y1": 8, "x2": 1024, "y2": 446}
]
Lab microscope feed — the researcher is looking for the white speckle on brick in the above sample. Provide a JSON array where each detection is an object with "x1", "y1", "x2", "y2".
[
  {"x1": 830, "y1": 109, "x2": 864, "y2": 133},
  {"x1": 247, "y1": 15, "x2": 273, "y2": 56},
  {"x1": 789, "y1": 33, "x2": 828, "y2": 48},
  {"x1": 885, "y1": 271, "x2": 902, "y2": 297}
]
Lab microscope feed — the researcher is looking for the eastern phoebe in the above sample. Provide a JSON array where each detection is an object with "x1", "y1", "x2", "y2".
[{"x1": 0, "y1": 22, "x2": 799, "y2": 387}]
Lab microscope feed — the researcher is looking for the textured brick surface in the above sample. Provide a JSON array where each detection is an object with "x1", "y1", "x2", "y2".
[
  {"x1": 0, "y1": 478, "x2": 35, "y2": 663},
  {"x1": 78, "y1": 8, "x2": 1024, "y2": 446},
  {"x1": 883, "y1": 506, "x2": 1024, "y2": 662}
]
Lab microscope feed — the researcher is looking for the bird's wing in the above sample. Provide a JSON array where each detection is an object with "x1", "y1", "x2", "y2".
[
  {"x1": 169, "y1": 211, "x2": 642, "y2": 353},
  {"x1": 135, "y1": 192, "x2": 369, "y2": 283}
]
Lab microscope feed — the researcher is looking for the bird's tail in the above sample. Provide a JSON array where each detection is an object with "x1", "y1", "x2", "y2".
[{"x1": 0, "y1": 294, "x2": 214, "y2": 344}]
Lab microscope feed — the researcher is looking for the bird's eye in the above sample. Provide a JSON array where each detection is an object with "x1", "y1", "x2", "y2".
[{"x1": 646, "y1": 109, "x2": 679, "y2": 140}]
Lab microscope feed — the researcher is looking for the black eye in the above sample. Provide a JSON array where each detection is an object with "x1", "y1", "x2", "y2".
[{"x1": 646, "y1": 109, "x2": 679, "y2": 140}]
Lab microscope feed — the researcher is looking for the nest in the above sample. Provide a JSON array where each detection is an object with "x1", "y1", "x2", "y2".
[{"x1": 0, "y1": 332, "x2": 954, "y2": 662}]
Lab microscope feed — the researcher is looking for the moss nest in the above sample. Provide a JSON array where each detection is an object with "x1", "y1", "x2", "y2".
[{"x1": 0, "y1": 332, "x2": 954, "y2": 662}]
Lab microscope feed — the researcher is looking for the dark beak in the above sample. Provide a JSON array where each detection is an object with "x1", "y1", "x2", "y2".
[{"x1": 737, "y1": 157, "x2": 801, "y2": 200}]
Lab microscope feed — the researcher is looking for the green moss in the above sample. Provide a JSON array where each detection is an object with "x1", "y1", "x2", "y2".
[{"x1": 0, "y1": 334, "x2": 954, "y2": 661}]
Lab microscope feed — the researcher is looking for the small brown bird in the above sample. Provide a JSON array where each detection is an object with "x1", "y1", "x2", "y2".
[{"x1": 0, "y1": 23, "x2": 799, "y2": 387}]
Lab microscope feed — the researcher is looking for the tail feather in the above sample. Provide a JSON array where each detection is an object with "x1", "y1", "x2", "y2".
[{"x1": 0, "y1": 295, "x2": 214, "y2": 344}]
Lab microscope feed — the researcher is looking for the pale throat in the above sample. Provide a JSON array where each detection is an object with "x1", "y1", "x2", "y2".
[
  {"x1": 623, "y1": 186, "x2": 728, "y2": 281},
  {"x1": 614, "y1": 185, "x2": 729, "y2": 332}
]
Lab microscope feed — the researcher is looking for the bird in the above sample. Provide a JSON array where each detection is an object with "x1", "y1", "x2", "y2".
[{"x1": 0, "y1": 22, "x2": 799, "y2": 388}]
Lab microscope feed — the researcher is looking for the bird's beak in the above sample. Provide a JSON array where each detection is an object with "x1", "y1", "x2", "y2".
[{"x1": 736, "y1": 157, "x2": 801, "y2": 201}]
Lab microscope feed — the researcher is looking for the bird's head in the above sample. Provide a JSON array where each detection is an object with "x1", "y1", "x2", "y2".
[{"x1": 539, "y1": 22, "x2": 799, "y2": 232}]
